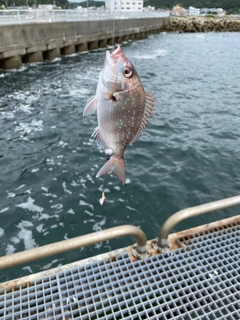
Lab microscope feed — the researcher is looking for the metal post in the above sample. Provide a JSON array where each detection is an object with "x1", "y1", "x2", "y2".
[
  {"x1": 153, "y1": 194, "x2": 240, "y2": 253},
  {"x1": 17, "y1": 10, "x2": 21, "y2": 24},
  {"x1": 0, "y1": 225, "x2": 150, "y2": 270}
]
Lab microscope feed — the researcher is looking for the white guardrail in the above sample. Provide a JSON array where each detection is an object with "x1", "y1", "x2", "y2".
[{"x1": 0, "y1": 9, "x2": 169, "y2": 25}]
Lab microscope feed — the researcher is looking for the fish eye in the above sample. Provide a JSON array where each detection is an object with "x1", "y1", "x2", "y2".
[{"x1": 123, "y1": 66, "x2": 132, "y2": 78}]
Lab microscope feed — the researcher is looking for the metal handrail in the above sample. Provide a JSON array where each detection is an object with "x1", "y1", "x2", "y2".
[
  {"x1": 153, "y1": 194, "x2": 240, "y2": 252},
  {"x1": 0, "y1": 10, "x2": 170, "y2": 26},
  {"x1": 0, "y1": 225, "x2": 150, "y2": 270}
]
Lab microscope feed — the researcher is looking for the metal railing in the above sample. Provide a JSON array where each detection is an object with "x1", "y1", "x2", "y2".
[
  {"x1": 0, "y1": 195, "x2": 240, "y2": 269},
  {"x1": 0, "y1": 225, "x2": 151, "y2": 270},
  {"x1": 0, "y1": 9, "x2": 169, "y2": 25},
  {"x1": 153, "y1": 194, "x2": 240, "y2": 252}
]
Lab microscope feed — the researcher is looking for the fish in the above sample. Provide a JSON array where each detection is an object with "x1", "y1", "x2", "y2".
[{"x1": 83, "y1": 46, "x2": 157, "y2": 185}]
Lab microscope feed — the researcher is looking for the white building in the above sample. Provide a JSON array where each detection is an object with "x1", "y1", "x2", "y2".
[
  {"x1": 105, "y1": 0, "x2": 143, "y2": 12},
  {"x1": 188, "y1": 6, "x2": 200, "y2": 16}
]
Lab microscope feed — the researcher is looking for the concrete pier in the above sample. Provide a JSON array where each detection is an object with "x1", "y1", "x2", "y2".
[
  {"x1": 0, "y1": 17, "x2": 169, "y2": 70},
  {"x1": 1, "y1": 55, "x2": 22, "y2": 69},
  {"x1": 23, "y1": 51, "x2": 44, "y2": 63}
]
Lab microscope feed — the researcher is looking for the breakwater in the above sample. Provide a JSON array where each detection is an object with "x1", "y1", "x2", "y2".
[
  {"x1": 0, "y1": 17, "x2": 169, "y2": 70},
  {"x1": 163, "y1": 17, "x2": 240, "y2": 33}
]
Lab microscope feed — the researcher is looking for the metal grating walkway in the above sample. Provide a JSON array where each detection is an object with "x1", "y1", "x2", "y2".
[{"x1": 1, "y1": 222, "x2": 240, "y2": 320}]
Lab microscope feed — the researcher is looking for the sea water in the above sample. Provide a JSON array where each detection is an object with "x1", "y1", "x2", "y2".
[{"x1": 1, "y1": 32, "x2": 240, "y2": 281}]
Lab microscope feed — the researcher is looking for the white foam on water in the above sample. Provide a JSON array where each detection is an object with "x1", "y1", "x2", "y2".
[
  {"x1": 43, "y1": 193, "x2": 57, "y2": 198},
  {"x1": 126, "y1": 206, "x2": 138, "y2": 213},
  {"x1": 51, "y1": 57, "x2": 62, "y2": 62},
  {"x1": 38, "y1": 213, "x2": 51, "y2": 221},
  {"x1": 42, "y1": 259, "x2": 60, "y2": 270},
  {"x1": 17, "y1": 220, "x2": 33, "y2": 228},
  {"x1": 118, "y1": 198, "x2": 125, "y2": 202},
  {"x1": 84, "y1": 219, "x2": 95, "y2": 224},
  {"x1": 15, "y1": 197, "x2": 44, "y2": 213},
  {"x1": 51, "y1": 204, "x2": 63, "y2": 211},
  {"x1": 10, "y1": 236, "x2": 20, "y2": 244},
  {"x1": 15, "y1": 185, "x2": 26, "y2": 190},
  {"x1": 62, "y1": 182, "x2": 72, "y2": 194},
  {"x1": 131, "y1": 49, "x2": 167, "y2": 60},
  {"x1": 36, "y1": 224, "x2": 44, "y2": 233},
  {"x1": 0, "y1": 111, "x2": 15, "y2": 119},
  {"x1": 80, "y1": 193, "x2": 87, "y2": 198},
  {"x1": 69, "y1": 87, "x2": 91, "y2": 98},
  {"x1": 41, "y1": 187, "x2": 48, "y2": 192},
  {"x1": 31, "y1": 168, "x2": 39, "y2": 173},
  {"x1": 17, "y1": 228, "x2": 36, "y2": 250},
  {"x1": 0, "y1": 207, "x2": 9, "y2": 213},
  {"x1": 68, "y1": 209, "x2": 75, "y2": 215},
  {"x1": 22, "y1": 266, "x2": 33, "y2": 274},
  {"x1": 79, "y1": 200, "x2": 94, "y2": 211},
  {"x1": 46, "y1": 158, "x2": 55, "y2": 165},
  {"x1": 92, "y1": 216, "x2": 106, "y2": 232},
  {"x1": 0, "y1": 228, "x2": 4, "y2": 237},
  {"x1": 18, "y1": 104, "x2": 33, "y2": 114},
  {"x1": 58, "y1": 140, "x2": 68, "y2": 148},
  {"x1": 84, "y1": 210, "x2": 94, "y2": 217},
  {"x1": 71, "y1": 180, "x2": 81, "y2": 187},
  {"x1": 6, "y1": 244, "x2": 16, "y2": 255},
  {"x1": 114, "y1": 186, "x2": 121, "y2": 191},
  {"x1": 7, "y1": 193, "x2": 16, "y2": 198},
  {"x1": 14, "y1": 119, "x2": 43, "y2": 140},
  {"x1": 86, "y1": 174, "x2": 95, "y2": 184}
]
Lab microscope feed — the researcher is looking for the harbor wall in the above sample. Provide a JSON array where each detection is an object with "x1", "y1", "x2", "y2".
[
  {"x1": 162, "y1": 16, "x2": 240, "y2": 33},
  {"x1": 0, "y1": 17, "x2": 169, "y2": 69}
]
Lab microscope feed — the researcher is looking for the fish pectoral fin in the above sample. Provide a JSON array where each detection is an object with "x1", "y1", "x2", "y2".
[
  {"x1": 91, "y1": 127, "x2": 107, "y2": 150},
  {"x1": 83, "y1": 96, "x2": 97, "y2": 116},
  {"x1": 96, "y1": 157, "x2": 126, "y2": 185},
  {"x1": 130, "y1": 92, "x2": 158, "y2": 144}
]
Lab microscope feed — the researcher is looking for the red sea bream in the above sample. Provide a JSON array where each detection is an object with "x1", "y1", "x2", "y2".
[{"x1": 83, "y1": 46, "x2": 157, "y2": 185}]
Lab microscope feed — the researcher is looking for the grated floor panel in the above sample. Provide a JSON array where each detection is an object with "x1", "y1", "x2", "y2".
[{"x1": 0, "y1": 222, "x2": 240, "y2": 320}]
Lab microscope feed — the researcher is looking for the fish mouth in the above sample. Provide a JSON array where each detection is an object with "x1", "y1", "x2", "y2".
[
  {"x1": 105, "y1": 46, "x2": 124, "y2": 65},
  {"x1": 102, "y1": 46, "x2": 127, "y2": 96},
  {"x1": 106, "y1": 46, "x2": 123, "y2": 62}
]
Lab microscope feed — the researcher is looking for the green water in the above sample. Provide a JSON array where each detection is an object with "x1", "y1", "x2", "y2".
[{"x1": 1, "y1": 32, "x2": 240, "y2": 281}]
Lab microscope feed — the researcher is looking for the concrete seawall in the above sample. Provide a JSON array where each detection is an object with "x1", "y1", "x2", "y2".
[{"x1": 0, "y1": 17, "x2": 169, "y2": 70}]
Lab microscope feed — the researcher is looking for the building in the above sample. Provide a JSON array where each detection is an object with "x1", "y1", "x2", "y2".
[
  {"x1": 188, "y1": 6, "x2": 200, "y2": 16},
  {"x1": 105, "y1": 0, "x2": 143, "y2": 12},
  {"x1": 171, "y1": 5, "x2": 187, "y2": 16},
  {"x1": 200, "y1": 8, "x2": 225, "y2": 15}
]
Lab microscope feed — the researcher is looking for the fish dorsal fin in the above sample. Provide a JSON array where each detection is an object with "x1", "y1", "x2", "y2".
[
  {"x1": 91, "y1": 126, "x2": 107, "y2": 150},
  {"x1": 130, "y1": 93, "x2": 158, "y2": 144},
  {"x1": 83, "y1": 96, "x2": 97, "y2": 116}
]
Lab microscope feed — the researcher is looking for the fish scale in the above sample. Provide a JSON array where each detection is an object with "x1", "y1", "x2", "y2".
[{"x1": 83, "y1": 46, "x2": 158, "y2": 184}]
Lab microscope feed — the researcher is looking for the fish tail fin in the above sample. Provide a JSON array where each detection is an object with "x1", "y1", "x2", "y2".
[{"x1": 96, "y1": 156, "x2": 126, "y2": 185}]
